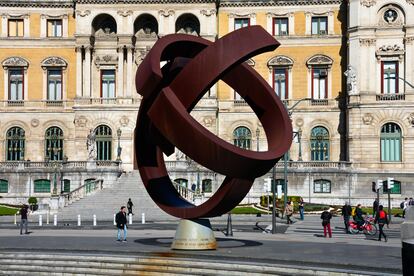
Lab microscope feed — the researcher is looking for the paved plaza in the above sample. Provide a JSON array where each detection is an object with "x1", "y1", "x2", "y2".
[{"x1": 0, "y1": 214, "x2": 403, "y2": 275}]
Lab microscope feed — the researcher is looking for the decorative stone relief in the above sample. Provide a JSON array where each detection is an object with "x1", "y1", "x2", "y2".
[
  {"x1": 295, "y1": 118, "x2": 304, "y2": 128},
  {"x1": 31, "y1": 119, "x2": 39, "y2": 128},
  {"x1": 41, "y1": 57, "x2": 67, "y2": 69},
  {"x1": 360, "y1": 0, "x2": 376, "y2": 7},
  {"x1": 268, "y1": 56, "x2": 294, "y2": 69},
  {"x1": 159, "y1": 10, "x2": 174, "y2": 17},
  {"x1": 74, "y1": 116, "x2": 87, "y2": 128},
  {"x1": 229, "y1": 13, "x2": 256, "y2": 19},
  {"x1": 344, "y1": 65, "x2": 358, "y2": 95},
  {"x1": 407, "y1": 0, "x2": 414, "y2": 5},
  {"x1": 379, "y1": 6, "x2": 403, "y2": 27},
  {"x1": 359, "y1": 38, "x2": 376, "y2": 46},
  {"x1": 376, "y1": 45, "x2": 404, "y2": 60},
  {"x1": 407, "y1": 113, "x2": 414, "y2": 127},
  {"x1": 75, "y1": 10, "x2": 91, "y2": 17},
  {"x1": 119, "y1": 116, "x2": 130, "y2": 127},
  {"x1": 95, "y1": 55, "x2": 118, "y2": 67},
  {"x1": 135, "y1": 47, "x2": 151, "y2": 64},
  {"x1": 202, "y1": 116, "x2": 216, "y2": 128},
  {"x1": 175, "y1": 149, "x2": 187, "y2": 161},
  {"x1": 200, "y1": 9, "x2": 216, "y2": 17},
  {"x1": 405, "y1": 37, "x2": 414, "y2": 45},
  {"x1": 306, "y1": 55, "x2": 333, "y2": 68},
  {"x1": 117, "y1": 10, "x2": 132, "y2": 17},
  {"x1": 362, "y1": 113, "x2": 374, "y2": 125},
  {"x1": 2, "y1": 57, "x2": 29, "y2": 69}
]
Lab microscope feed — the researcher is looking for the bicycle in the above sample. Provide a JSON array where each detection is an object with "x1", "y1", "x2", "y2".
[{"x1": 348, "y1": 216, "x2": 377, "y2": 236}]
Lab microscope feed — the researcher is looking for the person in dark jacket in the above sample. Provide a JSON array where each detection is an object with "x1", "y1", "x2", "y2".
[
  {"x1": 355, "y1": 204, "x2": 365, "y2": 230},
  {"x1": 19, "y1": 204, "x2": 29, "y2": 235},
  {"x1": 298, "y1": 197, "x2": 305, "y2": 220},
  {"x1": 341, "y1": 202, "x2": 352, "y2": 234},
  {"x1": 373, "y1": 199, "x2": 379, "y2": 217},
  {"x1": 320, "y1": 207, "x2": 332, "y2": 238},
  {"x1": 374, "y1": 205, "x2": 389, "y2": 242},
  {"x1": 127, "y1": 198, "x2": 134, "y2": 215},
  {"x1": 115, "y1": 206, "x2": 128, "y2": 242}
]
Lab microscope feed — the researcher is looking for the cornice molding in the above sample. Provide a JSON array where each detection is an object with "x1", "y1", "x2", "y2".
[
  {"x1": 220, "y1": 0, "x2": 341, "y2": 7},
  {"x1": 0, "y1": 0, "x2": 73, "y2": 8},
  {"x1": 76, "y1": 0, "x2": 215, "y2": 4}
]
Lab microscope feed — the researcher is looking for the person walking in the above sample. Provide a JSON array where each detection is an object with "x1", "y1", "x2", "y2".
[
  {"x1": 373, "y1": 199, "x2": 379, "y2": 217},
  {"x1": 115, "y1": 206, "x2": 128, "y2": 242},
  {"x1": 409, "y1": 197, "x2": 414, "y2": 206},
  {"x1": 298, "y1": 197, "x2": 305, "y2": 220},
  {"x1": 341, "y1": 202, "x2": 352, "y2": 233},
  {"x1": 375, "y1": 205, "x2": 389, "y2": 242},
  {"x1": 19, "y1": 204, "x2": 29, "y2": 235},
  {"x1": 403, "y1": 198, "x2": 409, "y2": 218},
  {"x1": 321, "y1": 207, "x2": 332, "y2": 238},
  {"x1": 284, "y1": 201, "x2": 294, "y2": 224},
  {"x1": 127, "y1": 198, "x2": 134, "y2": 215}
]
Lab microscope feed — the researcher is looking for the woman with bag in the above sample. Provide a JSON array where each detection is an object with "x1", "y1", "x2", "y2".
[
  {"x1": 375, "y1": 205, "x2": 389, "y2": 242},
  {"x1": 320, "y1": 207, "x2": 332, "y2": 238}
]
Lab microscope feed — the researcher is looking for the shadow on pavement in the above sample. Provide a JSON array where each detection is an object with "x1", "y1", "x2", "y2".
[{"x1": 134, "y1": 237, "x2": 262, "y2": 249}]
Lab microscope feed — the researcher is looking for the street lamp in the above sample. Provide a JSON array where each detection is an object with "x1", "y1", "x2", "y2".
[
  {"x1": 256, "y1": 127, "x2": 260, "y2": 151},
  {"x1": 283, "y1": 98, "x2": 311, "y2": 223},
  {"x1": 116, "y1": 128, "x2": 122, "y2": 161}
]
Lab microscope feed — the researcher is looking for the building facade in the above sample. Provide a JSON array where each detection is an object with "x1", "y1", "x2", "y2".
[{"x1": 0, "y1": 0, "x2": 412, "y2": 209}]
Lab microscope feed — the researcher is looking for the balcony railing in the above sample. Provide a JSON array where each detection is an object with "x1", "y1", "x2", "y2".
[
  {"x1": 0, "y1": 97, "x2": 142, "y2": 108},
  {"x1": 7, "y1": 100, "x2": 24, "y2": 107},
  {"x1": 0, "y1": 161, "x2": 121, "y2": 171},
  {"x1": 376, "y1": 94, "x2": 405, "y2": 101}
]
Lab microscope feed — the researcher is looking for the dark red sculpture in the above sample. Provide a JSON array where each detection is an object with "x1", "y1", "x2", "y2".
[{"x1": 135, "y1": 26, "x2": 292, "y2": 219}]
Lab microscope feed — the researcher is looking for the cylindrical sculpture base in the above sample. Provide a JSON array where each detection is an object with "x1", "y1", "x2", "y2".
[{"x1": 171, "y1": 219, "x2": 217, "y2": 250}]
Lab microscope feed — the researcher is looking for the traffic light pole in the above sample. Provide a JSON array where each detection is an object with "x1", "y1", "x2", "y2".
[
  {"x1": 388, "y1": 189, "x2": 392, "y2": 223},
  {"x1": 272, "y1": 166, "x2": 276, "y2": 234}
]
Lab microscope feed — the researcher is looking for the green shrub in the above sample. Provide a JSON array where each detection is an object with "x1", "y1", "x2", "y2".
[{"x1": 28, "y1": 197, "x2": 37, "y2": 205}]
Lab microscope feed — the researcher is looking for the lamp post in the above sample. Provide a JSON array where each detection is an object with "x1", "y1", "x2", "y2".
[
  {"x1": 283, "y1": 98, "x2": 311, "y2": 223},
  {"x1": 256, "y1": 127, "x2": 260, "y2": 151},
  {"x1": 116, "y1": 128, "x2": 122, "y2": 161},
  {"x1": 297, "y1": 128, "x2": 303, "y2": 161}
]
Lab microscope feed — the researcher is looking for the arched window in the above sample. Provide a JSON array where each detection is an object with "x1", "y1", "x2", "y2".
[
  {"x1": 381, "y1": 123, "x2": 402, "y2": 162},
  {"x1": 310, "y1": 126, "x2": 329, "y2": 161},
  {"x1": 175, "y1": 14, "x2": 200, "y2": 35},
  {"x1": 95, "y1": 125, "x2": 112, "y2": 161},
  {"x1": 92, "y1": 14, "x2": 117, "y2": 35},
  {"x1": 45, "y1": 127, "x2": 64, "y2": 161},
  {"x1": 6, "y1": 127, "x2": 25, "y2": 161},
  {"x1": 34, "y1": 179, "x2": 51, "y2": 193},
  {"x1": 202, "y1": 179, "x2": 212, "y2": 193},
  {"x1": 233, "y1": 127, "x2": 251, "y2": 150},
  {"x1": 134, "y1": 14, "x2": 158, "y2": 38}
]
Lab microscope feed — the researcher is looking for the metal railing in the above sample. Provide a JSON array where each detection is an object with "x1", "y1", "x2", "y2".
[
  {"x1": 0, "y1": 161, "x2": 120, "y2": 170},
  {"x1": 172, "y1": 181, "x2": 195, "y2": 203},
  {"x1": 376, "y1": 94, "x2": 405, "y2": 101},
  {"x1": 0, "y1": 97, "x2": 142, "y2": 108},
  {"x1": 61, "y1": 179, "x2": 103, "y2": 207}
]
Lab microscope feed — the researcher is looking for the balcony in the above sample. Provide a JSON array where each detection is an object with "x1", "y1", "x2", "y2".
[
  {"x1": 376, "y1": 94, "x2": 405, "y2": 101},
  {"x1": 7, "y1": 100, "x2": 24, "y2": 107},
  {"x1": 0, "y1": 161, "x2": 121, "y2": 172}
]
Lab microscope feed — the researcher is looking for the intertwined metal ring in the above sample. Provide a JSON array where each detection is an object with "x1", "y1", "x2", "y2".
[{"x1": 134, "y1": 26, "x2": 292, "y2": 219}]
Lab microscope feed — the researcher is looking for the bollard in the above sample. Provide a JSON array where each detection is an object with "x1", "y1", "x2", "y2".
[
  {"x1": 77, "y1": 214, "x2": 81, "y2": 226},
  {"x1": 39, "y1": 215, "x2": 42, "y2": 226},
  {"x1": 14, "y1": 214, "x2": 17, "y2": 225},
  {"x1": 225, "y1": 213, "x2": 233, "y2": 236},
  {"x1": 53, "y1": 214, "x2": 57, "y2": 226},
  {"x1": 46, "y1": 211, "x2": 49, "y2": 225},
  {"x1": 113, "y1": 214, "x2": 116, "y2": 226},
  {"x1": 129, "y1": 213, "x2": 132, "y2": 225},
  {"x1": 402, "y1": 206, "x2": 414, "y2": 275},
  {"x1": 141, "y1": 213, "x2": 145, "y2": 224},
  {"x1": 93, "y1": 214, "x2": 97, "y2": 226}
]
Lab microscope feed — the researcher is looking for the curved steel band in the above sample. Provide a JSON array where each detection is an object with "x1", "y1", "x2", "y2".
[{"x1": 135, "y1": 26, "x2": 292, "y2": 218}]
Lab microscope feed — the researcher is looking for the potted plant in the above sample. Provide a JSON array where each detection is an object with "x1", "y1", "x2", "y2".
[{"x1": 28, "y1": 197, "x2": 38, "y2": 211}]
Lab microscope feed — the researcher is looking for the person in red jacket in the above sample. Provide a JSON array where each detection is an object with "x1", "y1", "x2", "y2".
[{"x1": 375, "y1": 205, "x2": 389, "y2": 242}]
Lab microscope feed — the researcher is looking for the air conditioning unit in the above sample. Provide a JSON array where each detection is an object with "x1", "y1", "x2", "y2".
[
  {"x1": 319, "y1": 30, "x2": 327, "y2": 35},
  {"x1": 319, "y1": 69, "x2": 328, "y2": 77},
  {"x1": 280, "y1": 31, "x2": 288, "y2": 36}
]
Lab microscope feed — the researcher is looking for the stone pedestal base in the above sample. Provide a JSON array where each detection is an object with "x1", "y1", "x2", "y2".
[{"x1": 171, "y1": 219, "x2": 217, "y2": 250}]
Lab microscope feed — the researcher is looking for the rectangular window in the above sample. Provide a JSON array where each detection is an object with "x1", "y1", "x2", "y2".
[
  {"x1": 382, "y1": 61, "x2": 398, "y2": 94},
  {"x1": 101, "y1": 70, "x2": 115, "y2": 98},
  {"x1": 63, "y1": 179, "x2": 70, "y2": 193},
  {"x1": 312, "y1": 67, "x2": 328, "y2": 99},
  {"x1": 47, "y1": 69, "x2": 62, "y2": 100},
  {"x1": 8, "y1": 19, "x2": 24, "y2": 37},
  {"x1": 314, "y1": 180, "x2": 331, "y2": 193},
  {"x1": 0, "y1": 180, "x2": 8, "y2": 193},
  {"x1": 273, "y1": 18, "x2": 288, "y2": 36},
  {"x1": 273, "y1": 68, "x2": 288, "y2": 100},
  {"x1": 9, "y1": 69, "x2": 24, "y2": 101},
  {"x1": 34, "y1": 180, "x2": 51, "y2": 193},
  {"x1": 234, "y1": 18, "x2": 250, "y2": 30},
  {"x1": 311, "y1": 17, "x2": 328, "y2": 35},
  {"x1": 47, "y1": 19, "x2": 63, "y2": 37}
]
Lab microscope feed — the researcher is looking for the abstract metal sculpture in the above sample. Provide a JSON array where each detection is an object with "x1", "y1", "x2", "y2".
[{"x1": 135, "y1": 26, "x2": 292, "y2": 219}]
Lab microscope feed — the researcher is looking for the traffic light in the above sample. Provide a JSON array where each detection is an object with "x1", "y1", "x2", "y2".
[
  {"x1": 387, "y1": 177, "x2": 394, "y2": 189},
  {"x1": 373, "y1": 180, "x2": 383, "y2": 192},
  {"x1": 264, "y1": 178, "x2": 272, "y2": 193}
]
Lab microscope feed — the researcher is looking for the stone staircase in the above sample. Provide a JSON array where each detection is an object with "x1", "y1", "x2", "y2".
[{"x1": 56, "y1": 171, "x2": 174, "y2": 221}]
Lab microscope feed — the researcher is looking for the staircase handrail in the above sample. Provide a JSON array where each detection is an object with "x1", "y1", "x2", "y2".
[
  {"x1": 172, "y1": 181, "x2": 195, "y2": 203},
  {"x1": 60, "y1": 179, "x2": 103, "y2": 206}
]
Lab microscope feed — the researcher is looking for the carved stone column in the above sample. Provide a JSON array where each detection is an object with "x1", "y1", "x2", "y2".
[
  {"x1": 117, "y1": 46, "x2": 124, "y2": 97},
  {"x1": 76, "y1": 46, "x2": 83, "y2": 98},
  {"x1": 83, "y1": 46, "x2": 91, "y2": 97},
  {"x1": 126, "y1": 46, "x2": 133, "y2": 97}
]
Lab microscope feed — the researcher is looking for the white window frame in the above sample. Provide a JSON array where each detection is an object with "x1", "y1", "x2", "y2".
[
  {"x1": 267, "y1": 56, "x2": 294, "y2": 100},
  {"x1": 41, "y1": 57, "x2": 68, "y2": 101},
  {"x1": 305, "y1": 11, "x2": 334, "y2": 35},
  {"x1": 266, "y1": 12, "x2": 294, "y2": 36},
  {"x1": 228, "y1": 12, "x2": 256, "y2": 32},
  {"x1": 306, "y1": 55, "x2": 333, "y2": 99},
  {"x1": 1, "y1": 14, "x2": 30, "y2": 38},
  {"x1": 2, "y1": 57, "x2": 29, "y2": 101},
  {"x1": 40, "y1": 14, "x2": 68, "y2": 38}
]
